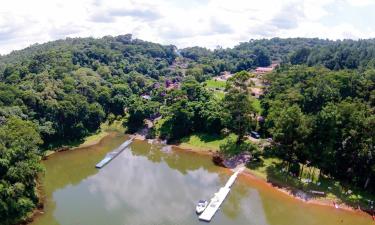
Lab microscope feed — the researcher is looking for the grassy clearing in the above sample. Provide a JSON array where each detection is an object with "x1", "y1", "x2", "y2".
[
  {"x1": 248, "y1": 156, "x2": 375, "y2": 207},
  {"x1": 213, "y1": 91, "x2": 225, "y2": 100},
  {"x1": 78, "y1": 120, "x2": 125, "y2": 148},
  {"x1": 204, "y1": 79, "x2": 226, "y2": 89},
  {"x1": 251, "y1": 98, "x2": 262, "y2": 114},
  {"x1": 179, "y1": 133, "x2": 237, "y2": 152}
]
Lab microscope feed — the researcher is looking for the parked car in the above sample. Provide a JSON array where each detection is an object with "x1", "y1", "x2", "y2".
[{"x1": 250, "y1": 131, "x2": 260, "y2": 139}]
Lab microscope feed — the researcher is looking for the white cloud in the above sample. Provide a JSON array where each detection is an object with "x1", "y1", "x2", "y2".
[
  {"x1": 0, "y1": 0, "x2": 374, "y2": 54},
  {"x1": 346, "y1": 0, "x2": 375, "y2": 7}
]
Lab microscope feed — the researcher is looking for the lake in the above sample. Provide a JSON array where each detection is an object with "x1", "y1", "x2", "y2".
[{"x1": 31, "y1": 132, "x2": 373, "y2": 225}]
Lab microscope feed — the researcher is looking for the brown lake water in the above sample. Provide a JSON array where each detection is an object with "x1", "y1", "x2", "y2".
[{"x1": 31, "y1": 132, "x2": 373, "y2": 225}]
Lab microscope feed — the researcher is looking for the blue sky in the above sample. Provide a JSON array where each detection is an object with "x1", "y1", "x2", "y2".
[{"x1": 0, "y1": 0, "x2": 375, "y2": 54}]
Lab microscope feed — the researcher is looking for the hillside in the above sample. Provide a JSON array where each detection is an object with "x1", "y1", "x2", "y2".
[{"x1": 0, "y1": 35, "x2": 374, "y2": 224}]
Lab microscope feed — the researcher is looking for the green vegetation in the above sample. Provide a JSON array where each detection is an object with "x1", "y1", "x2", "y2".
[
  {"x1": 179, "y1": 38, "x2": 375, "y2": 76},
  {"x1": 0, "y1": 34, "x2": 177, "y2": 224},
  {"x1": 179, "y1": 133, "x2": 237, "y2": 151},
  {"x1": 223, "y1": 71, "x2": 257, "y2": 144},
  {"x1": 219, "y1": 139, "x2": 260, "y2": 156},
  {"x1": 249, "y1": 156, "x2": 375, "y2": 207},
  {"x1": 213, "y1": 91, "x2": 225, "y2": 100},
  {"x1": 77, "y1": 119, "x2": 125, "y2": 148},
  {"x1": 204, "y1": 79, "x2": 226, "y2": 89},
  {"x1": 180, "y1": 45, "x2": 272, "y2": 73},
  {"x1": 0, "y1": 34, "x2": 177, "y2": 149},
  {"x1": 262, "y1": 65, "x2": 374, "y2": 193},
  {"x1": 251, "y1": 98, "x2": 262, "y2": 114},
  {"x1": 1, "y1": 36, "x2": 375, "y2": 223},
  {"x1": 0, "y1": 117, "x2": 43, "y2": 225},
  {"x1": 157, "y1": 78, "x2": 225, "y2": 140}
]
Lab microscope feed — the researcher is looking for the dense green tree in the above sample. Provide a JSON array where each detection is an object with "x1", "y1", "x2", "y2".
[
  {"x1": 185, "y1": 67, "x2": 205, "y2": 82},
  {"x1": 0, "y1": 117, "x2": 42, "y2": 225},
  {"x1": 199, "y1": 98, "x2": 225, "y2": 134},
  {"x1": 313, "y1": 100, "x2": 375, "y2": 187},
  {"x1": 290, "y1": 47, "x2": 311, "y2": 65},
  {"x1": 268, "y1": 104, "x2": 311, "y2": 167},
  {"x1": 263, "y1": 65, "x2": 375, "y2": 190},
  {"x1": 254, "y1": 47, "x2": 271, "y2": 67},
  {"x1": 159, "y1": 78, "x2": 225, "y2": 140},
  {"x1": 223, "y1": 71, "x2": 256, "y2": 144},
  {"x1": 125, "y1": 96, "x2": 160, "y2": 133},
  {"x1": 160, "y1": 99, "x2": 195, "y2": 140}
]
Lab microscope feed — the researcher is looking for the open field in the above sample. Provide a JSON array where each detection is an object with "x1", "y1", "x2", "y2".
[
  {"x1": 179, "y1": 133, "x2": 237, "y2": 151},
  {"x1": 204, "y1": 79, "x2": 226, "y2": 89}
]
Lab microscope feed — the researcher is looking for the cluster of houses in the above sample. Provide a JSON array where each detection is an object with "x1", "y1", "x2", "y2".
[
  {"x1": 212, "y1": 62, "x2": 279, "y2": 98},
  {"x1": 142, "y1": 62, "x2": 278, "y2": 101},
  {"x1": 214, "y1": 62, "x2": 279, "y2": 82},
  {"x1": 141, "y1": 78, "x2": 181, "y2": 101}
]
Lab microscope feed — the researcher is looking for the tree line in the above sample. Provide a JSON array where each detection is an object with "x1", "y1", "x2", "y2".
[
  {"x1": 179, "y1": 38, "x2": 375, "y2": 81},
  {"x1": 0, "y1": 34, "x2": 177, "y2": 224},
  {"x1": 1, "y1": 36, "x2": 375, "y2": 224},
  {"x1": 262, "y1": 65, "x2": 374, "y2": 190}
]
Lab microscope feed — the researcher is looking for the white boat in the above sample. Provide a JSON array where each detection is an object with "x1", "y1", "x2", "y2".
[
  {"x1": 199, "y1": 187, "x2": 231, "y2": 221},
  {"x1": 197, "y1": 167, "x2": 244, "y2": 222},
  {"x1": 196, "y1": 200, "x2": 208, "y2": 214}
]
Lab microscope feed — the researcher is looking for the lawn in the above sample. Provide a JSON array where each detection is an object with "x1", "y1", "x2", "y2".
[
  {"x1": 213, "y1": 90, "x2": 225, "y2": 100},
  {"x1": 75, "y1": 120, "x2": 125, "y2": 148},
  {"x1": 204, "y1": 79, "x2": 226, "y2": 89},
  {"x1": 179, "y1": 133, "x2": 237, "y2": 151},
  {"x1": 251, "y1": 98, "x2": 262, "y2": 114}
]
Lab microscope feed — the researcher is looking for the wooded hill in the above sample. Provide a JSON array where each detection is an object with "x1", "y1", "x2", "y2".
[{"x1": 0, "y1": 35, "x2": 374, "y2": 224}]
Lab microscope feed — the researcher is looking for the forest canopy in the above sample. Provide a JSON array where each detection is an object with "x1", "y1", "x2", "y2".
[{"x1": 1, "y1": 35, "x2": 375, "y2": 224}]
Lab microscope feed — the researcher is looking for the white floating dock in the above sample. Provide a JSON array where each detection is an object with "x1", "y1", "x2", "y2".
[
  {"x1": 199, "y1": 167, "x2": 244, "y2": 222},
  {"x1": 95, "y1": 137, "x2": 134, "y2": 168}
]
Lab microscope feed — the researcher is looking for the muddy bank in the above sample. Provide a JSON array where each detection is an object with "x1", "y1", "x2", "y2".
[{"x1": 166, "y1": 141, "x2": 372, "y2": 216}]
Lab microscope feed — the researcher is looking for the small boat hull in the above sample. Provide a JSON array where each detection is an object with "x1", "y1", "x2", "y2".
[{"x1": 196, "y1": 201, "x2": 208, "y2": 214}]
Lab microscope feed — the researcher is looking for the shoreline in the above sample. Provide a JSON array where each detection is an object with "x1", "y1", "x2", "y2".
[
  {"x1": 25, "y1": 130, "x2": 117, "y2": 225},
  {"x1": 42, "y1": 131, "x2": 112, "y2": 159},
  {"x1": 172, "y1": 142, "x2": 370, "y2": 215},
  {"x1": 43, "y1": 120, "x2": 125, "y2": 158},
  {"x1": 29, "y1": 132, "x2": 373, "y2": 224}
]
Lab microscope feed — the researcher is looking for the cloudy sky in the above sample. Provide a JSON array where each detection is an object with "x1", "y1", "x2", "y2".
[{"x1": 1, "y1": 0, "x2": 375, "y2": 54}]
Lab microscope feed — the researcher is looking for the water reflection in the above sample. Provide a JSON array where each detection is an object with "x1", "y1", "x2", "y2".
[
  {"x1": 33, "y1": 133, "x2": 128, "y2": 225},
  {"x1": 32, "y1": 134, "x2": 374, "y2": 225},
  {"x1": 52, "y1": 143, "x2": 261, "y2": 225}
]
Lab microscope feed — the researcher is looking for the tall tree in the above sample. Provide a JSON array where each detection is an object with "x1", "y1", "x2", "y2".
[
  {"x1": 268, "y1": 104, "x2": 311, "y2": 166},
  {"x1": 0, "y1": 117, "x2": 43, "y2": 225},
  {"x1": 254, "y1": 47, "x2": 271, "y2": 67},
  {"x1": 290, "y1": 47, "x2": 311, "y2": 65},
  {"x1": 223, "y1": 71, "x2": 256, "y2": 144}
]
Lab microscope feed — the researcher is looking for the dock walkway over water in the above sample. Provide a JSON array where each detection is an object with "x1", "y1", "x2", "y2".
[
  {"x1": 95, "y1": 137, "x2": 134, "y2": 168},
  {"x1": 199, "y1": 167, "x2": 244, "y2": 222}
]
